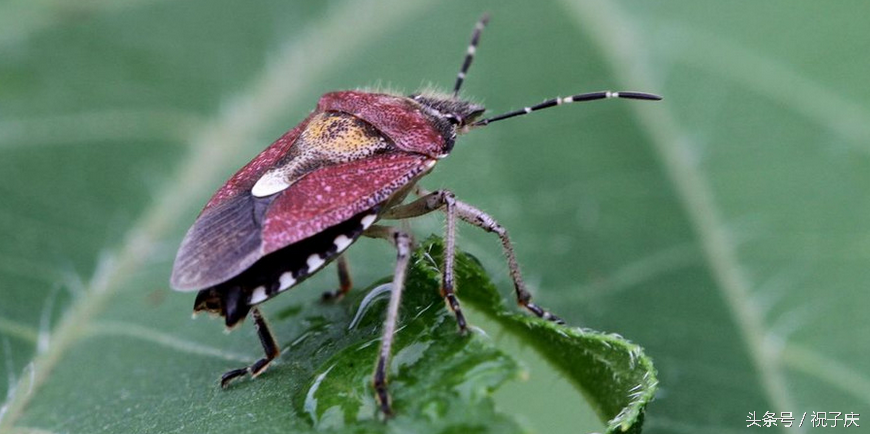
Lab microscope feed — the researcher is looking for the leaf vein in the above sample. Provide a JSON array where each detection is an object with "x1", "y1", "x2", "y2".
[
  {"x1": 781, "y1": 343, "x2": 870, "y2": 406},
  {"x1": 661, "y1": 22, "x2": 870, "y2": 150},
  {"x1": 84, "y1": 321, "x2": 254, "y2": 364},
  {"x1": 0, "y1": 109, "x2": 203, "y2": 151},
  {"x1": 0, "y1": 319, "x2": 37, "y2": 345},
  {"x1": 558, "y1": 1, "x2": 799, "y2": 431},
  {"x1": 0, "y1": 0, "x2": 427, "y2": 429}
]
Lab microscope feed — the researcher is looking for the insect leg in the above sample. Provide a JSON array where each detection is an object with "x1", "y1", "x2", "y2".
[
  {"x1": 453, "y1": 200, "x2": 565, "y2": 324},
  {"x1": 321, "y1": 254, "x2": 353, "y2": 301},
  {"x1": 383, "y1": 190, "x2": 466, "y2": 332},
  {"x1": 220, "y1": 307, "x2": 280, "y2": 387},
  {"x1": 362, "y1": 225, "x2": 413, "y2": 417}
]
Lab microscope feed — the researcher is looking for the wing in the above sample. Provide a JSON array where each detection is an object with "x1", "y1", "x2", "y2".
[
  {"x1": 203, "y1": 113, "x2": 316, "y2": 211},
  {"x1": 170, "y1": 151, "x2": 434, "y2": 292},
  {"x1": 171, "y1": 91, "x2": 445, "y2": 293},
  {"x1": 169, "y1": 113, "x2": 313, "y2": 292},
  {"x1": 261, "y1": 152, "x2": 434, "y2": 253}
]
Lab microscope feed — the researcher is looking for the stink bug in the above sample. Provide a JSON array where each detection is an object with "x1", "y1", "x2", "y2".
[{"x1": 170, "y1": 14, "x2": 661, "y2": 417}]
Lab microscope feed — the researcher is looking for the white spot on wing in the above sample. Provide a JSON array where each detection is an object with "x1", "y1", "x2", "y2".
[
  {"x1": 361, "y1": 214, "x2": 377, "y2": 229},
  {"x1": 279, "y1": 272, "x2": 296, "y2": 291},
  {"x1": 306, "y1": 254, "x2": 325, "y2": 272},
  {"x1": 252, "y1": 171, "x2": 290, "y2": 197},
  {"x1": 250, "y1": 286, "x2": 268, "y2": 304},
  {"x1": 334, "y1": 235, "x2": 353, "y2": 252}
]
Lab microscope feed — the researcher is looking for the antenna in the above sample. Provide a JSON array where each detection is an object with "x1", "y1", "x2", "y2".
[
  {"x1": 472, "y1": 91, "x2": 662, "y2": 127},
  {"x1": 453, "y1": 13, "x2": 490, "y2": 97}
]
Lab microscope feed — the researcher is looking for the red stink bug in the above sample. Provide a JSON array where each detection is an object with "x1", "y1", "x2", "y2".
[{"x1": 170, "y1": 14, "x2": 661, "y2": 417}]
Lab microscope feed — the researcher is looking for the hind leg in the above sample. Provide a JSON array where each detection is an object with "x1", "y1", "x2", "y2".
[
  {"x1": 321, "y1": 254, "x2": 353, "y2": 301},
  {"x1": 220, "y1": 308, "x2": 280, "y2": 387}
]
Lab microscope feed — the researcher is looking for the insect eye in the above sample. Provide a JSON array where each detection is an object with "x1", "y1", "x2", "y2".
[{"x1": 445, "y1": 115, "x2": 461, "y2": 126}]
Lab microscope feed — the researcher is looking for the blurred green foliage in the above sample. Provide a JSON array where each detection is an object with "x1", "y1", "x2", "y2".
[{"x1": 1, "y1": 0, "x2": 868, "y2": 433}]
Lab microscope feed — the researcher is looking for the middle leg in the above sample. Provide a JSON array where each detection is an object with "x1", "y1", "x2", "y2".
[
  {"x1": 383, "y1": 190, "x2": 467, "y2": 332},
  {"x1": 362, "y1": 224, "x2": 413, "y2": 417}
]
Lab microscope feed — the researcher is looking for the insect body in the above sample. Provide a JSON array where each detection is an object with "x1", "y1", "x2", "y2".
[{"x1": 170, "y1": 14, "x2": 660, "y2": 417}]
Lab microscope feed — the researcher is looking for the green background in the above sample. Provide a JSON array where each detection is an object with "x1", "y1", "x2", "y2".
[{"x1": 1, "y1": 0, "x2": 867, "y2": 433}]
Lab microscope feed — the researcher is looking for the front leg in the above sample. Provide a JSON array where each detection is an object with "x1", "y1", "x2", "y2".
[
  {"x1": 385, "y1": 188, "x2": 564, "y2": 325},
  {"x1": 451, "y1": 199, "x2": 564, "y2": 324}
]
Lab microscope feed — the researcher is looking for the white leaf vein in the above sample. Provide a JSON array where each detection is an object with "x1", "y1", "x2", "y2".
[
  {"x1": 0, "y1": 0, "x2": 427, "y2": 429},
  {"x1": 558, "y1": 1, "x2": 799, "y2": 432}
]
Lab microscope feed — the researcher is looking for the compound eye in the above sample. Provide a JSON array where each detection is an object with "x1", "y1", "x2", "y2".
[{"x1": 445, "y1": 114, "x2": 461, "y2": 126}]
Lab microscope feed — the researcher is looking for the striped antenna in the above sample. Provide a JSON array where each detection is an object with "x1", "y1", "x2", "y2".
[
  {"x1": 453, "y1": 13, "x2": 490, "y2": 97},
  {"x1": 472, "y1": 91, "x2": 662, "y2": 127}
]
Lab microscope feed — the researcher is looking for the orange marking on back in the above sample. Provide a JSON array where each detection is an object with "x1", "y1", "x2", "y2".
[{"x1": 301, "y1": 112, "x2": 386, "y2": 157}]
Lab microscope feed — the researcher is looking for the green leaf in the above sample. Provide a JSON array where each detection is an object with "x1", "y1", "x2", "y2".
[
  {"x1": 268, "y1": 236, "x2": 653, "y2": 433},
  {"x1": 2, "y1": 0, "x2": 868, "y2": 433},
  {"x1": 0, "y1": 234, "x2": 655, "y2": 433},
  {"x1": 419, "y1": 237, "x2": 656, "y2": 433}
]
